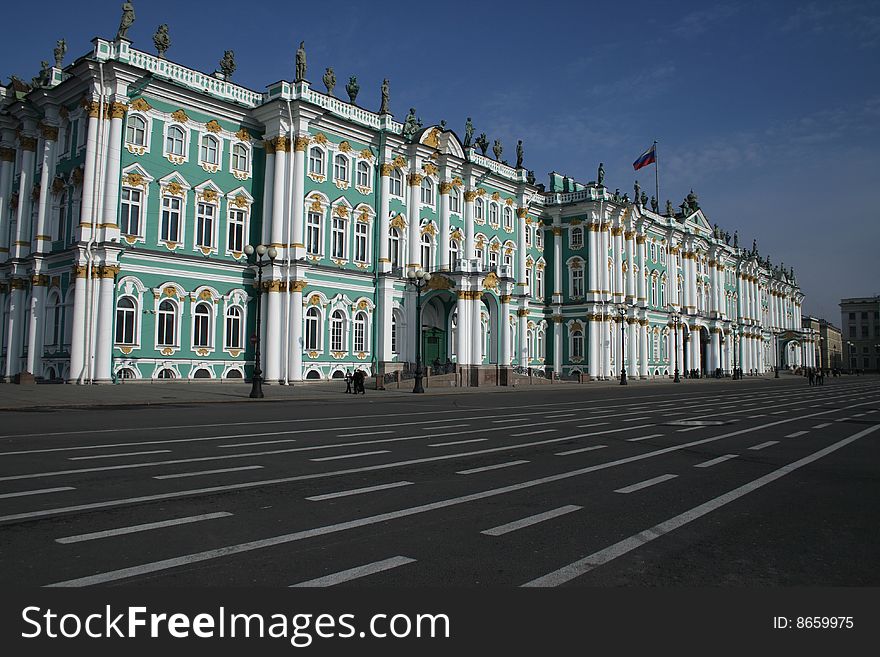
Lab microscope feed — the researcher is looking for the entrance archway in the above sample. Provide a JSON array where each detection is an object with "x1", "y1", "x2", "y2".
[{"x1": 699, "y1": 326, "x2": 710, "y2": 375}]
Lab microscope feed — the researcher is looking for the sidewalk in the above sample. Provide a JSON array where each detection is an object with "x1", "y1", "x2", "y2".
[{"x1": 0, "y1": 372, "x2": 810, "y2": 411}]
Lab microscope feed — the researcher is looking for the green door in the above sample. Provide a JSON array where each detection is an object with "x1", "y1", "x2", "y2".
[{"x1": 423, "y1": 327, "x2": 447, "y2": 367}]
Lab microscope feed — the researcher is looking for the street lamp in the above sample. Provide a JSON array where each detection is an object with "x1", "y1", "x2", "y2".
[
  {"x1": 406, "y1": 267, "x2": 432, "y2": 393},
  {"x1": 774, "y1": 331, "x2": 780, "y2": 378},
  {"x1": 846, "y1": 341, "x2": 854, "y2": 374},
  {"x1": 244, "y1": 243, "x2": 277, "y2": 398},
  {"x1": 732, "y1": 325, "x2": 740, "y2": 379},
  {"x1": 669, "y1": 306, "x2": 681, "y2": 383},
  {"x1": 618, "y1": 305, "x2": 627, "y2": 385},
  {"x1": 718, "y1": 332, "x2": 724, "y2": 378}
]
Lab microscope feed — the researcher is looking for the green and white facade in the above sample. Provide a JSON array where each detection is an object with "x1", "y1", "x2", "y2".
[{"x1": 0, "y1": 35, "x2": 814, "y2": 384}]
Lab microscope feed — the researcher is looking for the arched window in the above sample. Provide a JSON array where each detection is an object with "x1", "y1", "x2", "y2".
[
  {"x1": 115, "y1": 296, "x2": 137, "y2": 345},
  {"x1": 331, "y1": 212, "x2": 347, "y2": 259},
  {"x1": 157, "y1": 368, "x2": 176, "y2": 379},
  {"x1": 309, "y1": 147, "x2": 324, "y2": 175},
  {"x1": 193, "y1": 302, "x2": 212, "y2": 348},
  {"x1": 305, "y1": 307, "x2": 321, "y2": 351},
  {"x1": 450, "y1": 187, "x2": 460, "y2": 213},
  {"x1": 334, "y1": 154, "x2": 348, "y2": 182},
  {"x1": 353, "y1": 312, "x2": 368, "y2": 352},
  {"x1": 503, "y1": 207, "x2": 513, "y2": 231},
  {"x1": 420, "y1": 177, "x2": 434, "y2": 205},
  {"x1": 330, "y1": 310, "x2": 346, "y2": 352},
  {"x1": 536, "y1": 268, "x2": 544, "y2": 298},
  {"x1": 193, "y1": 368, "x2": 212, "y2": 379},
  {"x1": 571, "y1": 226, "x2": 584, "y2": 249},
  {"x1": 449, "y1": 239, "x2": 460, "y2": 267},
  {"x1": 306, "y1": 211, "x2": 322, "y2": 255},
  {"x1": 571, "y1": 329, "x2": 584, "y2": 359},
  {"x1": 527, "y1": 328, "x2": 533, "y2": 360},
  {"x1": 388, "y1": 227, "x2": 401, "y2": 268},
  {"x1": 391, "y1": 312, "x2": 400, "y2": 355},
  {"x1": 126, "y1": 115, "x2": 147, "y2": 146},
  {"x1": 390, "y1": 169, "x2": 402, "y2": 196},
  {"x1": 157, "y1": 300, "x2": 177, "y2": 347},
  {"x1": 503, "y1": 251, "x2": 512, "y2": 269},
  {"x1": 537, "y1": 330, "x2": 545, "y2": 359},
  {"x1": 226, "y1": 368, "x2": 243, "y2": 379},
  {"x1": 536, "y1": 227, "x2": 544, "y2": 249},
  {"x1": 200, "y1": 135, "x2": 219, "y2": 165},
  {"x1": 55, "y1": 189, "x2": 68, "y2": 242},
  {"x1": 489, "y1": 248, "x2": 499, "y2": 271},
  {"x1": 117, "y1": 367, "x2": 136, "y2": 380},
  {"x1": 526, "y1": 267, "x2": 533, "y2": 292},
  {"x1": 571, "y1": 266, "x2": 584, "y2": 297},
  {"x1": 653, "y1": 331, "x2": 660, "y2": 361},
  {"x1": 660, "y1": 280, "x2": 667, "y2": 307},
  {"x1": 651, "y1": 276, "x2": 658, "y2": 307},
  {"x1": 475, "y1": 198, "x2": 484, "y2": 220},
  {"x1": 489, "y1": 203, "x2": 499, "y2": 226},
  {"x1": 165, "y1": 125, "x2": 185, "y2": 156},
  {"x1": 525, "y1": 225, "x2": 532, "y2": 247},
  {"x1": 420, "y1": 233, "x2": 432, "y2": 269},
  {"x1": 357, "y1": 161, "x2": 370, "y2": 188},
  {"x1": 232, "y1": 143, "x2": 249, "y2": 172},
  {"x1": 225, "y1": 306, "x2": 242, "y2": 350},
  {"x1": 354, "y1": 220, "x2": 369, "y2": 263},
  {"x1": 650, "y1": 242, "x2": 657, "y2": 262},
  {"x1": 44, "y1": 293, "x2": 62, "y2": 348}
]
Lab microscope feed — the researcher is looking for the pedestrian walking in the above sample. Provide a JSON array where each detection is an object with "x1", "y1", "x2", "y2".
[
  {"x1": 818, "y1": 369, "x2": 825, "y2": 386},
  {"x1": 344, "y1": 370, "x2": 352, "y2": 394},
  {"x1": 353, "y1": 369, "x2": 366, "y2": 394}
]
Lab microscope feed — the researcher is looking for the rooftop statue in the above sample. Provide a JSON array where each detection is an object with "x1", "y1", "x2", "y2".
[
  {"x1": 597, "y1": 162, "x2": 605, "y2": 186},
  {"x1": 752, "y1": 238, "x2": 758, "y2": 254},
  {"x1": 475, "y1": 133, "x2": 489, "y2": 156},
  {"x1": 153, "y1": 25, "x2": 170, "y2": 59},
  {"x1": 54, "y1": 39, "x2": 67, "y2": 68},
  {"x1": 379, "y1": 78, "x2": 389, "y2": 114},
  {"x1": 439, "y1": 119, "x2": 447, "y2": 130},
  {"x1": 665, "y1": 199, "x2": 674, "y2": 216},
  {"x1": 634, "y1": 180, "x2": 640, "y2": 203},
  {"x1": 733, "y1": 231, "x2": 739, "y2": 248},
  {"x1": 492, "y1": 139, "x2": 503, "y2": 161},
  {"x1": 346, "y1": 76, "x2": 359, "y2": 104},
  {"x1": 622, "y1": 193, "x2": 630, "y2": 204},
  {"x1": 116, "y1": 2, "x2": 135, "y2": 40},
  {"x1": 219, "y1": 50, "x2": 236, "y2": 79},
  {"x1": 613, "y1": 188, "x2": 621, "y2": 202},
  {"x1": 322, "y1": 67, "x2": 336, "y2": 96},
  {"x1": 402, "y1": 108, "x2": 419, "y2": 141},
  {"x1": 463, "y1": 117, "x2": 474, "y2": 148},
  {"x1": 515, "y1": 140, "x2": 523, "y2": 168},
  {"x1": 295, "y1": 41, "x2": 307, "y2": 82},
  {"x1": 640, "y1": 191, "x2": 648, "y2": 207},
  {"x1": 651, "y1": 196, "x2": 658, "y2": 213},
  {"x1": 527, "y1": 170, "x2": 536, "y2": 185}
]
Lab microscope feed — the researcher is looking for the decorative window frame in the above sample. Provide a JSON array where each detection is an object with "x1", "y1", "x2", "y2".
[
  {"x1": 389, "y1": 168, "x2": 404, "y2": 198},
  {"x1": 355, "y1": 160, "x2": 372, "y2": 195},
  {"x1": 474, "y1": 198, "x2": 485, "y2": 224},
  {"x1": 124, "y1": 110, "x2": 152, "y2": 156},
  {"x1": 449, "y1": 186, "x2": 461, "y2": 215},
  {"x1": 502, "y1": 206, "x2": 513, "y2": 233},
  {"x1": 157, "y1": 173, "x2": 191, "y2": 250},
  {"x1": 153, "y1": 282, "x2": 186, "y2": 355},
  {"x1": 570, "y1": 226, "x2": 584, "y2": 250},
  {"x1": 114, "y1": 276, "x2": 146, "y2": 354},
  {"x1": 152, "y1": 363, "x2": 182, "y2": 380},
  {"x1": 420, "y1": 176, "x2": 436, "y2": 209},
  {"x1": 567, "y1": 256, "x2": 585, "y2": 299},
  {"x1": 303, "y1": 290, "x2": 330, "y2": 356},
  {"x1": 305, "y1": 192, "x2": 329, "y2": 260},
  {"x1": 190, "y1": 285, "x2": 220, "y2": 356},
  {"x1": 308, "y1": 144, "x2": 327, "y2": 182},
  {"x1": 329, "y1": 197, "x2": 353, "y2": 264},
  {"x1": 329, "y1": 305, "x2": 350, "y2": 356},
  {"x1": 222, "y1": 288, "x2": 248, "y2": 357},
  {"x1": 352, "y1": 204, "x2": 374, "y2": 268},
  {"x1": 332, "y1": 152, "x2": 352, "y2": 190},
  {"x1": 120, "y1": 164, "x2": 153, "y2": 245},
  {"x1": 197, "y1": 131, "x2": 224, "y2": 173},
  {"x1": 224, "y1": 186, "x2": 253, "y2": 260},
  {"x1": 488, "y1": 202, "x2": 500, "y2": 228},
  {"x1": 193, "y1": 181, "x2": 223, "y2": 256},
  {"x1": 163, "y1": 121, "x2": 190, "y2": 165},
  {"x1": 230, "y1": 141, "x2": 252, "y2": 181}
]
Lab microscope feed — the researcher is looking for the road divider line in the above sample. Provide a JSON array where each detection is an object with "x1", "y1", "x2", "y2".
[
  {"x1": 56, "y1": 512, "x2": 233, "y2": 544},
  {"x1": 626, "y1": 434, "x2": 663, "y2": 443},
  {"x1": 306, "y1": 481, "x2": 413, "y2": 501},
  {"x1": 749, "y1": 441, "x2": 779, "y2": 450},
  {"x1": 694, "y1": 454, "x2": 738, "y2": 468},
  {"x1": 676, "y1": 426, "x2": 704, "y2": 433},
  {"x1": 482, "y1": 505, "x2": 582, "y2": 537},
  {"x1": 290, "y1": 556, "x2": 415, "y2": 587},
  {"x1": 337, "y1": 431, "x2": 394, "y2": 438},
  {"x1": 622, "y1": 417, "x2": 650, "y2": 423},
  {"x1": 153, "y1": 466, "x2": 264, "y2": 480},
  {"x1": 812, "y1": 423, "x2": 832, "y2": 429},
  {"x1": 614, "y1": 474, "x2": 678, "y2": 494},
  {"x1": 0, "y1": 486, "x2": 74, "y2": 500},
  {"x1": 310, "y1": 451, "x2": 390, "y2": 462},
  {"x1": 555, "y1": 445, "x2": 607, "y2": 456},
  {"x1": 217, "y1": 440, "x2": 297, "y2": 448},
  {"x1": 428, "y1": 439, "x2": 487, "y2": 447},
  {"x1": 511, "y1": 429, "x2": 557, "y2": 437},
  {"x1": 456, "y1": 461, "x2": 529, "y2": 475},
  {"x1": 785, "y1": 431, "x2": 808, "y2": 438},
  {"x1": 69, "y1": 450, "x2": 171, "y2": 461},
  {"x1": 522, "y1": 423, "x2": 880, "y2": 587}
]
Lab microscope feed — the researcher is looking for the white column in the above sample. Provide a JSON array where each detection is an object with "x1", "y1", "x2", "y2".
[
  {"x1": 517, "y1": 305, "x2": 528, "y2": 367},
  {"x1": 500, "y1": 294, "x2": 511, "y2": 366},
  {"x1": 689, "y1": 328, "x2": 699, "y2": 373},
  {"x1": 407, "y1": 172, "x2": 421, "y2": 272},
  {"x1": 261, "y1": 142, "x2": 275, "y2": 245},
  {"x1": 639, "y1": 321, "x2": 648, "y2": 378},
  {"x1": 265, "y1": 279, "x2": 281, "y2": 383},
  {"x1": 78, "y1": 107, "x2": 100, "y2": 243},
  {"x1": 439, "y1": 182, "x2": 451, "y2": 270},
  {"x1": 25, "y1": 278, "x2": 47, "y2": 376},
  {"x1": 0, "y1": 146, "x2": 15, "y2": 256},
  {"x1": 588, "y1": 224, "x2": 599, "y2": 295},
  {"x1": 625, "y1": 231, "x2": 635, "y2": 302},
  {"x1": 464, "y1": 191, "x2": 475, "y2": 259},
  {"x1": 291, "y1": 137, "x2": 307, "y2": 257},
  {"x1": 288, "y1": 282, "x2": 304, "y2": 381},
  {"x1": 554, "y1": 225, "x2": 564, "y2": 301},
  {"x1": 553, "y1": 317, "x2": 562, "y2": 375},
  {"x1": 516, "y1": 210, "x2": 527, "y2": 295},
  {"x1": 14, "y1": 141, "x2": 36, "y2": 256},
  {"x1": 587, "y1": 315, "x2": 598, "y2": 379},
  {"x1": 456, "y1": 290, "x2": 470, "y2": 366},
  {"x1": 271, "y1": 137, "x2": 288, "y2": 248},
  {"x1": 471, "y1": 294, "x2": 483, "y2": 366},
  {"x1": 378, "y1": 164, "x2": 391, "y2": 267},
  {"x1": 710, "y1": 329, "x2": 721, "y2": 374},
  {"x1": 92, "y1": 266, "x2": 117, "y2": 382},
  {"x1": 4, "y1": 282, "x2": 26, "y2": 379},
  {"x1": 101, "y1": 104, "x2": 125, "y2": 242},
  {"x1": 613, "y1": 228, "x2": 624, "y2": 300},
  {"x1": 377, "y1": 276, "x2": 393, "y2": 364},
  {"x1": 67, "y1": 267, "x2": 87, "y2": 382},
  {"x1": 34, "y1": 128, "x2": 58, "y2": 252},
  {"x1": 636, "y1": 236, "x2": 647, "y2": 305},
  {"x1": 627, "y1": 318, "x2": 637, "y2": 378}
]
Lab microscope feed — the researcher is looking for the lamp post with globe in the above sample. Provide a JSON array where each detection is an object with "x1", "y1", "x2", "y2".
[
  {"x1": 244, "y1": 243, "x2": 277, "y2": 398},
  {"x1": 406, "y1": 268, "x2": 432, "y2": 393}
]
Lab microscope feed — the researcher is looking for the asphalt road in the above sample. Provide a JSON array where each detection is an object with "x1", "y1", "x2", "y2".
[{"x1": 0, "y1": 376, "x2": 877, "y2": 588}]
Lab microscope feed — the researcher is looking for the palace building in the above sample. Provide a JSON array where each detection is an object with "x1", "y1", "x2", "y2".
[{"x1": 0, "y1": 30, "x2": 815, "y2": 384}]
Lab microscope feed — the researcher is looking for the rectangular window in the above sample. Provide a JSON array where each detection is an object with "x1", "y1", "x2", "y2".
[
  {"x1": 354, "y1": 221, "x2": 368, "y2": 262},
  {"x1": 120, "y1": 188, "x2": 142, "y2": 237},
  {"x1": 572, "y1": 269, "x2": 584, "y2": 297},
  {"x1": 307, "y1": 212, "x2": 322, "y2": 255},
  {"x1": 160, "y1": 196, "x2": 181, "y2": 243},
  {"x1": 196, "y1": 202, "x2": 215, "y2": 249},
  {"x1": 331, "y1": 217, "x2": 346, "y2": 259},
  {"x1": 227, "y1": 209, "x2": 245, "y2": 253}
]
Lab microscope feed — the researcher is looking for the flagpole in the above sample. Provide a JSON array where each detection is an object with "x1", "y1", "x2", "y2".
[{"x1": 654, "y1": 140, "x2": 660, "y2": 210}]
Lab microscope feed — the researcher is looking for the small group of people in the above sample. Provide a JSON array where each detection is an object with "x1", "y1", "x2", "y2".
[
  {"x1": 344, "y1": 369, "x2": 367, "y2": 394},
  {"x1": 806, "y1": 367, "x2": 826, "y2": 386}
]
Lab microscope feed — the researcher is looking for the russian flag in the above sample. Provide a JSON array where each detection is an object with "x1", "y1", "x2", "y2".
[{"x1": 633, "y1": 144, "x2": 656, "y2": 171}]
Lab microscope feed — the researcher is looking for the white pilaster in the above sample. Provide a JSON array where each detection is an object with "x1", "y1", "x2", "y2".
[
  {"x1": 34, "y1": 128, "x2": 58, "y2": 252},
  {"x1": 638, "y1": 321, "x2": 648, "y2": 378},
  {"x1": 92, "y1": 266, "x2": 117, "y2": 382},
  {"x1": 288, "y1": 282, "x2": 304, "y2": 381},
  {"x1": 439, "y1": 182, "x2": 451, "y2": 270}
]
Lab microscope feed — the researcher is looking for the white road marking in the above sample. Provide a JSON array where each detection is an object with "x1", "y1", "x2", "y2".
[
  {"x1": 770, "y1": 411, "x2": 788, "y2": 415},
  {"x1": 546, "y1": 413, "x2": 576, "y2": 419},
  {"x1": 522, "y1": 423, "x2": 880, "y2": 587},
  {"x1": 153, "y1": 466, "x2": 264, "y2": 480},
  {"x1": 429, "y1": 438, "x2": 488, "y2": 447},
  {"x1": 456, "y1": 461, "x2": 528, "y2": 475},
  {"x1": 310, "y1": 450, "x2": 390, "y2": 462},
  {"x1": 306, "y1": 481, "x2": 413, "y2": 501},
  {"x1": 337, "y1": 431, "x2": 394, "y2": 438},
  {"x1": 492, "y1": 418, "x2": 528, "y2": 423},
  {"x1": 626, "y1": 434, "x2": 663, "y2": 442},
  {"x1": 217, "y1": 439, "x2": 298, "y2": 448},
  {"x1": 785, "y1": 431, "x2": 808, "y2": 438},
  {"x1": 694, "y1": 454, "x2": 738, "y2": 468},
  {"x1": 749, "y1": 441, "x2": 778, "y2": 450},
  {"x1": 56, "y1": 512, "x2": 232, "y2": 544},
  {"x1": 511, "y1": 429, "x2": 556, "y2": 437},
  {"x1": 622, "y1": 417, "x2": 650, "y2": 423},
  {"x1": 676, "y1": 426, "x2": 704, "y2": 432},
  {"x1": 747, "y1": 414, "x2": 766, "y2": 418},
  {"x1": 69, "y1": 450, "x2": 171, "y2": 461},
  {"x1": 291, "y1": 556, "x2": 415, "y2": 587},
  {"x1": 614, "y1": 474, "x2": 678, "y2": 494},
  {"x1": 851, "y1": 413, "x2": 865, "y2": 418},
  {"x1": 575, "y1": 422, "x2": 609, "y2": 428},
  {"x1": 0, "y1": 486, "x2": 73, "y2": 500},
  {"x1": 812, "y1": 423, "x2": 832, "y2": 429},
  {"x1": 555, "y1": 445, "x2": 607, "y2": 456},
  {"x1": 482, "y1": 505, "x2": 582, "y2": 536}
]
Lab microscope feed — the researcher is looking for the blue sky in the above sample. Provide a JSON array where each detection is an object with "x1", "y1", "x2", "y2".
[{"x1": 4, "y1": 0, "x2": 879, "y2": 324}]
